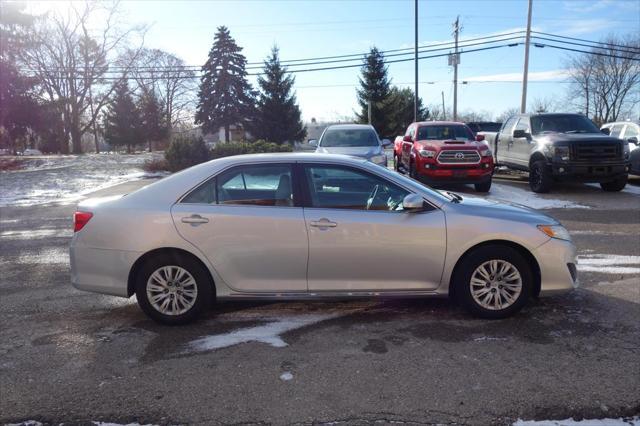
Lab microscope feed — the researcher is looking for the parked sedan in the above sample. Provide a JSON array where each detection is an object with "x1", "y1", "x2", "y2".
[
  {"x1": 309, "y1": 124, "x2": 391, "y2": 167},
  {"x1": 70, "y1": 153, "x2": 577, "y2": 324}
]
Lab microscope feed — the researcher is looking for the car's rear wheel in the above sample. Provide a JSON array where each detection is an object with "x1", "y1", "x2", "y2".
[
  {"x1": 529, "y1": 160, "x2": 552, "y2": 193},
  {"x1": 135, "y1": 253, "x2": 213, "y2": 325},
  {"x1": 600, "y1": 176, "x2": 627, "y2": 192},
  {"x1": 474, "y1": 178, "x2": 492, "y2": 192},
  {"x1": 455, "y1": 245, "x2": 532, "y2": 319}
]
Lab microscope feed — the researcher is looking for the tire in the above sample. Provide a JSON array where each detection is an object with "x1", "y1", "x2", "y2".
[
  {"x1": 474, "y1": 178, "x2": 492, "y2": 193},
  {"x1": 454, "y1": 245, "x2": 532, "y2": 319},
  {"x1": 394, "y1": 154, "x2": 400, "y2": 172},
  {"x1": 600, "y1": 175, "x2": 627, "y2": 192},
  {"x1": 529, "y1": 159, "x2": 553, "y2": 193},
  {"x1": 135, "y1": 253, "x2": 213, "y2": 325},
  {"x1": 409, "y1": 159, "x2": 418, "y2": 179}
]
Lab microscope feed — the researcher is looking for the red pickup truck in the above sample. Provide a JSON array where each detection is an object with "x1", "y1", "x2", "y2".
[{"x1": 394, "y1": 121, "x2": 495, "y2": 192}]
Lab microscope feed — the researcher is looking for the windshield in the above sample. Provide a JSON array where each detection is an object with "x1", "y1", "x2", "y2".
[
  {"x1": 477, "y1": 122, "x2": 502, "y2": 132},
  {"x1": 417, "y1": 125, "x2": 473, "y2": 141},
  {"x1": 531, "y1": 115, "x2": 600, "y2": 135},
  {"x1": 320, "y1": 128, "x2": 380, "y2": 147}
]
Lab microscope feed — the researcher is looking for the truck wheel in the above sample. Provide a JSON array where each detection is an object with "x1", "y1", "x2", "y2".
[
  {"x1": 474, "y1": 178, "x2": 492, "y2": 193},
  {"x1": 529, "y1": 160, "x2": 552, "y2": 193},
  {"x1": 409, "y1": 159, "x2": 418, "y2": 179},
  {"x1": 394, "y1": 154, "x2": 400, "y2": 172},
  {"x1": 600, "y1": 176, "x2": 627, "y2": 192}
]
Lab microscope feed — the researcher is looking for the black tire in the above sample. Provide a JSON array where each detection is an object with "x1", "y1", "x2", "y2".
[
  {"x1": 600, "y1": 175, "x2": 627, "y2": 192},
  {"x1": 454, "y1": 245, "x2": 532, "y2": 319},
  {"x1": 529, "y1": 159, "x2": 553, "y2": 193},
  {"x1": 474, "y1": 178, "x2": 492, "y2": 193},
  {"x1": 135, "y1": 253, "x2": 213, "y2": 325},
  {"x1": 394, "y1": 154, "x2": 400, "y2": 172},
  {"x1": 409, "y1": 159, "x2": 418, "y2": 179}
]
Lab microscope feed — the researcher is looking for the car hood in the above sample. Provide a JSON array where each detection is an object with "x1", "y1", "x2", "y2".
[
  {"x1": 316, "y1": 146, "x2": 382, "y2": 157},
  {"x1": 534, "y1": 132, "x2": 621, "y2": 144},
  {"x1": 416, "y1": 139, "x2": 484, "y2": 151},
  {"x1": 447, "y1": 194, "x2": 558, "y2": 224}
]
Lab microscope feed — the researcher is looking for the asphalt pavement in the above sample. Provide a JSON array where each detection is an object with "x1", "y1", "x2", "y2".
[{"x1": 1, "y1": 174, "x2": 639, "y2": 426}]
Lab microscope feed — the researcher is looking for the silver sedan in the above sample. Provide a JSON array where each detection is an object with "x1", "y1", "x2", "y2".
[{"x1": 70, "y1": 153, "x2": 577, "y2": 324}]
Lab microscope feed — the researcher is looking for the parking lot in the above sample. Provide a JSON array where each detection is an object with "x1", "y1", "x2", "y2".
[{"x1": 1, "y1": 170, "x2": 639, "y2": 425}]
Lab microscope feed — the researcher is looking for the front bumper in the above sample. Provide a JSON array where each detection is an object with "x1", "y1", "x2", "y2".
[
  {"x1": 416, "y1": 165, "x2": 493, "y2": 185},
  {"x1": 533, "y1": 237, "x2": 578, "y2": 296},
  {"x1": 550, "y1": 161, "x2": 629, "y2": 181},
  {"x1": 70, "y1": 245, "x2": 141, "y2": 297}
]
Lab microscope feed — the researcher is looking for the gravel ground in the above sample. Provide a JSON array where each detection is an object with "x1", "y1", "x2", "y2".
[{"x1": 0, "y1": 163, "x2": 639, "y2": 426}]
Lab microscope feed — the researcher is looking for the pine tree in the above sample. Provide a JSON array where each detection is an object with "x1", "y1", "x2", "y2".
[
  {"x1": 355, "y1": 47, "x2": 393, "y2": 138},
  {"x1": 250, "y1": 46, "x2": 306, "y2": 144},
  {"x1": 138, "y1": 89, "x2": 167, "y2": 152},
  {"x1": 195, "y1": 26, "x2": 255, "y2": 142},
  {"x1": 386, "y1": 87, "x2": 428, "y2": 137},
  {"x1": 104, "y1": 80, "x2": 141, "y2": 153}
]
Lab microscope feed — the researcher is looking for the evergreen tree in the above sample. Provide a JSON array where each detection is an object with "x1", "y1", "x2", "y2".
[
  {"x1": 250, "y1": 47, "x2": 306, "y2": 144},
  {"x1": 195, "y1": 26, "x2": 255, "y2": 142},
  {"x1": 138, "y1": 89, "x2": 168, "y2": 152},
  {"x1": 104, "y1": 80, "x2": 141, "y2": 153},
  {"x1": 386, "y1": 87, "x2": 428, "y2": 137},
  {"x1": 355, "y1": 47, "x2": 393, "y2": 138}
]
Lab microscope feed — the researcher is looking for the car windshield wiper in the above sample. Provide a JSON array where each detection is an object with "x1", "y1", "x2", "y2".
[{"x1": 446, "y1": 191, "x2": 463, "y2": 203}]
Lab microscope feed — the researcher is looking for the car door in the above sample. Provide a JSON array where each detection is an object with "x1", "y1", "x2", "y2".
[
  {"x1": 497, "y1": 116, "x2": 518, "y2": 164},
  {"x1": 171, "y1": 163, "x2": 309, "y2": 293},
  {"x1": 512, "y1": 116, "x2": 532, "y2": 166},
  {"x1": 400, "y1": 125, "x2": 415, "y2": 169},
  {"x1": 302, "y1": 163, "x2": 446, "y2": 292}
]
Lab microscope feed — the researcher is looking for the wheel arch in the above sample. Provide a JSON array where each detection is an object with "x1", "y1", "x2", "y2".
[
  {"x1": 127, "y1": 247, "x2": 216, "y2": 298},
  {"x1": 529, "y1": 151, "x2": 548, "y2": 168},
  {"x1": 448, "y1": 239, "x2": 541, "y2": 300}
]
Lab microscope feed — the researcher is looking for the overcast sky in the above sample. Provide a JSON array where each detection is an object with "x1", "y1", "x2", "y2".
[{"x1": 28, "y1": 0, "x2": 640, "y2": 122}]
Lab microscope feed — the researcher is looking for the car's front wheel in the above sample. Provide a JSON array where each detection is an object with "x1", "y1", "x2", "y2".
[
  {"x1": 455, "y1": 245, "x2": 532, "y2": 319},
  {"x1": 135, "y1": 253, "x2": 213, "y2": 325},
  {"x1": 474, "y1": 178, "x2": 492, "y2": 192},
  {"x1": 529, "y1": 160, "x2": 552, "y2": 193}
]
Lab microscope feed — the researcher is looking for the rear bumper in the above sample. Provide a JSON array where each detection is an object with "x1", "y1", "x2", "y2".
[
  {"x1": 70, "y1": 245, "x2": 141, "y2": 297},
  {"x1": 550, "y1": 162, "x2": 629, "y2": 181},
  {"x1": 533, "y1": 238, "x2": 578, "y2": 296}
]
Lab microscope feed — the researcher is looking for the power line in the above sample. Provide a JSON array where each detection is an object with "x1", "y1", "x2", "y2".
[
  {"x1": 533, "y1": 42, "x2": 640, "y2": 60},
  {"x1": 532, "y1": 31, "x2": 640, "y2": 51}
]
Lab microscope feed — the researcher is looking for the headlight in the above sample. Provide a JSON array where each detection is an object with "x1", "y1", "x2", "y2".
[
  {"x1": 537, "y1": 224, "x2": 571, "y2": 241},
  {"x1": 544, "y1": 145, "x2": 570, "y2": 161},
  {"x1": 480, "y1": 149, "x2": 493, "y2": 157},
  {"x1": 370, "y1": 154, "x2": 386, "y2": 164},
  {"x1": 419, "y1": 149, "x2": 436, "y2": 158}
]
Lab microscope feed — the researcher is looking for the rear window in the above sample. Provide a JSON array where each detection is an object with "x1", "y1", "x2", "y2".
[
  {"x1": 320, "y1": 128, "x2": 379, "y2": 147},
  {"x1": 417, "y1": 125, "x2": 473, "y2": 141}
]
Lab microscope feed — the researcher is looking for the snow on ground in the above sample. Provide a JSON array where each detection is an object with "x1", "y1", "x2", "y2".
[
  {"x1": 0, "y1": 153, "x2": 167, "y2": 207},
  {"x1": 514, "y1": 417, "x2": 640, "y2": 426},
  {"x1": 485, "y1": 183, "x2": 589, "y2": 209},
  {"x1": 14, "y1": 247, "x2": 69, "y2": 265},
  {"x1": 187, "y1": 313, "x2": 341, "y2": 352},
  {"x1": 577, "y1": 254, "x2": 640, "y2": 275},
  {"x1": 280, "y1": 371, "x2": 294, "y2": 381},
  {"x1": 0, "y1": 228, "x2": 72, "y2": 239}
]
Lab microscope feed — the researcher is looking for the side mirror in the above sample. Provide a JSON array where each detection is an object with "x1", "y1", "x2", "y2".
[
  {"x1": 308, "y1": 139, "x2": 318, "y2": 147},
  {"x1": 628, "y1": 136, "x2": 638, "y2": 145},
  {"x1": 600, "y1": 128, "x2": 610, "y2": 135},
  {"x1": 475, "y1": 134, "x2": 485, "y2": 142},
  {"x1": 513, "y1": 129, "x2": 528, "y2": 138},
  {"x1": 381, "y1": 138, "x2": 392, "y2": 147},
  {"x1": 403, "y1": 135, "x2": 413, "y2": 142},
  {"x1": 403, "y1": 194, "x2": 425, "y2": 211}
]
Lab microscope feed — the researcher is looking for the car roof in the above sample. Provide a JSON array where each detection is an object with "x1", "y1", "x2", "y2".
[
  {"x1": 324, "y1": 124, "x2": 375, "y2": 130},
  {"x1": 413, "y1": 121, "x2": 468, "y2": 126}
]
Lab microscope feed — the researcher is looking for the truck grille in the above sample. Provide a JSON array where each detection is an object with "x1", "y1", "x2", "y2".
[
  {"x1": 573, "y1": 142, "x2": 621, "y2": 162},
  {"x1": 437, "y1": 150, "x2": 481, "y2": 164}
]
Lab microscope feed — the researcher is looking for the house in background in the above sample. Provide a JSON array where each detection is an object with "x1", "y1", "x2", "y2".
[{"x1": 203, "y1": 125, "x2": 251, "y2": 149}]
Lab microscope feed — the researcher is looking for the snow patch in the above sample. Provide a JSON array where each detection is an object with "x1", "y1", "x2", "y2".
[
  {"x1": 486, "y1": 184, "x2": 589, "y2": 209},
  {"x1": 513, "y1": 417, "x2": 640, "y2": 426},
  {"x1": 577, "y1": 254, "x2": 640, "y2": 275},
  {"x1": 14, "y1": 247, "x2": 69, "y2": 265},
  {"x1": 0, "y1": 228, "x2": 72, "y2": 239},
  {"x1": 280, "y1": 371, "x2": 294, "y2": 381},
  {"x1": 187, "y1": 313, "x2": 339, "y2": 352}
]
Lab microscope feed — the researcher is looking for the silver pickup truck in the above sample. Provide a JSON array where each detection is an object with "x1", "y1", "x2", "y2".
[{"x1": 491, "y1": 113, "x2": 630, "y2": 193}]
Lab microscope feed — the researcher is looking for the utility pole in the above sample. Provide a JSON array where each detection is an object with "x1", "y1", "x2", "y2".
[
  {"x1": 452, "y1": 16, "x2": 460, "y2": 121},
  {"x1": 368, "y1": 100, "x2": 372, "y2": 125},
  {"x1": 441, "y1": 91, "x2": 446, "y2": 120},
  {"x1": 414, "y1": 0, "x2": 419, "y2": 122},
  {"x1": 521, "y1": 0, "x2": 533, "y2": 113}
]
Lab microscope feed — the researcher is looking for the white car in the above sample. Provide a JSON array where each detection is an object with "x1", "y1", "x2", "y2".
[{"x1": 22, "y1": 148, "x2": 42, "y2": 156}]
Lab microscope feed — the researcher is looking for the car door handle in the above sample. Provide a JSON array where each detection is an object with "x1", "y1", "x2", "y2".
[
  {"x1": 310, "y1": 219, "x2": 337, "y2": 228},
  {"x1": 181, "y1": 215, "x2": 209, "y2": 224}
]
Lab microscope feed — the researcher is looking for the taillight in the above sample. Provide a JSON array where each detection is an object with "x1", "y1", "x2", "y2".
[{"x1": 73, "y1": 211, "x2": 93, "y2": 232}]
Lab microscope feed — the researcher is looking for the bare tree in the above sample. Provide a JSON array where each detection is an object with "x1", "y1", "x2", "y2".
[
  {"x1": 20, "y1": 1, "x2": 146, "y2": 153},
  {"x1": 495, "y1": 107, "x2": 520, "y2": 123},
  {"x1": 529, "y1": 96, "x2": 559, "y2": 114},
  {"x1": 566, "y1": 35, "x2": 640, "y2": 126},
  {"x1": 126, "y1": 48, "x2": 196, "y2": 131}
]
